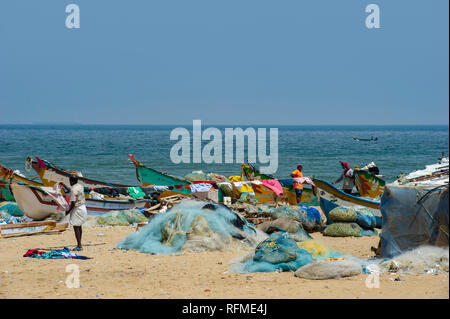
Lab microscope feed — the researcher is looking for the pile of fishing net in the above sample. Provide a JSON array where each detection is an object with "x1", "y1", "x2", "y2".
[
  {"x1": 231, "y1": 230, "x2": 343, "y2": 273},
  {"x1": 96, "y1": 209, "x2": 149, "y2": 226},
  {"x1": 322, "y1": 206, "x2": 380, "y2": 237},
  {"x1": 366, "y1": 246, "x2": 449, "y2": 275},
  {"x1": 253, "y1": 203, "x2": 325, "y2": 232},
  {"x1": 256, "y1": 217, "x2": 312, "y2": 242},
  {"x1": 117, "y1": 200, "x2": 265, "y2": 254},
  {"x1": 0, "y1": 201, "x2": 24, "y2": 217}
]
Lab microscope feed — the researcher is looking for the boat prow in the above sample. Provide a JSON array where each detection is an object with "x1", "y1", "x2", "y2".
[{"x1": 313, "y1": 178, "x2": 381, "y2": 214}]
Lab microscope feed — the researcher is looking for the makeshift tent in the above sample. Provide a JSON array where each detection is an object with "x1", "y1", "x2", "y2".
[{"x1": 379, "y1": 185, "x2": 449, "y2": 258}]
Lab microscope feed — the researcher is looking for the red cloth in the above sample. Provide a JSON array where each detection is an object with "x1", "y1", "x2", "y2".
[
  {"x1": 339, "y1": 161, "x2": 352, "y2": 177},
  {"x1": 261, "y1": 179, "x2": 284, "y2": 197},
  {"x1": 35, "y1": 157, "x2": 46, "y2": 169},
  {"x1": 23, "y1": 250, "x2": 44, "y2": 257}
]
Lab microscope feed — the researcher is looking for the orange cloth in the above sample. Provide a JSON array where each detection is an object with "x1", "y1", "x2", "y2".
[{"x1": 291, "y1": 169, "x2": 304, "y2": 189}]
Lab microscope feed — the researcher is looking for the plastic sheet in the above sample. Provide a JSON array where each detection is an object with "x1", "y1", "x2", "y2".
[{"x1": 380, "y1": 186, "x2": 449, "y2": 258}]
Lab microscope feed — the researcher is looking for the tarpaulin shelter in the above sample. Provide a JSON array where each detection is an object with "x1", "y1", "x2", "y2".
[{"x1": 380, "y1": 185, "x2": 449, "y2": 258}]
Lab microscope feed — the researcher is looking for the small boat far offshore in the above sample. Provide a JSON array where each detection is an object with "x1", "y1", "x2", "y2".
[{"x1": 352, "y1": 136, "x2": 378, "y2": 141}]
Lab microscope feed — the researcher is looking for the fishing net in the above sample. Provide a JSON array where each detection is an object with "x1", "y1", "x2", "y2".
[
  {"x1": 377, "y1": 246, "x2": 449, "y2": 275},
  {"x1": 116, "y1": 200, "x2": 263, "y2": 254},
  {"x1": 355, "y1": 208, "x2": 381, "y2": 229},
  {"x1": 231, "y1": 231, "x2": 343, "y2": 273},
  {"x1": 255, "y1": 203, "x2": 324, "y2": 232},
  {"x1": 328, "y1": 207, "x2": 357, "y2": 223},
  {"x1": 323, "y1": 222, "x2": 377, "y2": 237},
  {"x1": 328, "y1": 206, "x2": 381, "y2": 229},
  {"x1": 232, "y1": 231, "x2": 314, "y2": 273},
  {"x1": 184, "y1": 171, "x2": 207, "y2": 182},
  {"x1": 297, "y1": 240, "x2": 341, "y2": 259},
  {"x1": 295, "y1": 259, "x2": 362, "y2": 279},
  {"x1": 0, "y1": 201, "x2": 24, "y2": 217},
  {"x1": 96, "y1": 209, "x2": 148, "y2": 226},
  {"x1": 257, "y1": 217, "x2": 313, "y2": 242}
]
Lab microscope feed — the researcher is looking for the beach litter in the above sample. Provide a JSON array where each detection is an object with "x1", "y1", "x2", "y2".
[{"x1": 116, "y1": 200, "x2": 265, "y2": 254}]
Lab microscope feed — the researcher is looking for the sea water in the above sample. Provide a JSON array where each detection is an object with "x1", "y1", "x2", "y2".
[{"x1": 1, "y1": 125, "x2": 448, "y2": 185}]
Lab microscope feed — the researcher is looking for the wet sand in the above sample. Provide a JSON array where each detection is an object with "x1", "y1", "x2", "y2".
[{"x1": 1, "y1": 223, "x2": 448, "y2": 299}]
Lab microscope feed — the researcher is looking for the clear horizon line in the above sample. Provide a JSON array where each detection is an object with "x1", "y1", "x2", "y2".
[{"x1": 0, "y1": 123, "x2": 449, "y2": 126}]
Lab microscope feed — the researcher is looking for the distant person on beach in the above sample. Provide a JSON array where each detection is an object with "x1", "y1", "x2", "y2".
[
  {"x1": 332, "y1": 161, "x2": 355, "y2": 194},
  {"x1": 291, "y1": 164, "x2": 304, "y2": 204},
  {"x1": 62, "y1": 175, "x2": 87, "y2": 251}
]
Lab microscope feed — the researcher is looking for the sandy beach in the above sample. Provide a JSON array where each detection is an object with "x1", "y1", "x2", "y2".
[{"x1": 1, "y1": 222, "x2": 448, "y2": 299}]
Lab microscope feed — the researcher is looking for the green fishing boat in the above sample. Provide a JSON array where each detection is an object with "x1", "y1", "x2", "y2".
[{"x1": 128, "y1": 154, "x2": 191, "y2": 195}]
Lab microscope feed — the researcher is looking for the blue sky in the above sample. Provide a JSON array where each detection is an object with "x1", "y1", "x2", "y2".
[{"x1": 0, "y1": 0, "x2": 448, "y2": 125}]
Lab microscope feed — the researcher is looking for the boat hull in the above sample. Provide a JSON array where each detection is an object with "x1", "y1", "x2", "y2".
[
  {"x1": 10, "y1": 184, "x2": 150, "y2": 220},
  {"x1": 31, "y1": 159, "x2": 131, "y2": 189},
  {"x1": 0, "y1": 164, "x2": 43, "y2": 202},
  {"x1": 128, "y1": 154, "x2": 191, "y2": 195},
  {"x1": 313, "y1": 178, "x2": 381, "y2": 215}
]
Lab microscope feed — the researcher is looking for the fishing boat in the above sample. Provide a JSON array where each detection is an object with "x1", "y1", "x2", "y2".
[
  {"x1": 29, "y1": 156, "x2": 132, "y2": 189},
  {"x1": 354, "y1": 169, "x2": 385, "y2": 198},
  {"x1": 10, "y1": 183, "x2": 152, "y2": 220},
  {"x1": 313, "y1": 179, "x2": 381, "y2": 217},
  {"x1": 352, "y1": 136, "x2": 378, "y2": 141},
  {"x1": 389, "y1": 157, "x2": 449, "y2": 189},
  {"x1": 0, "y1": 163, "x2": 44, "y2": 202},
  {"x1": 127, "y1": 154, "x2": 192, "y2": 195},
  {"x1": 241, "y1": 163, "x2": 318, "y2": 205}
]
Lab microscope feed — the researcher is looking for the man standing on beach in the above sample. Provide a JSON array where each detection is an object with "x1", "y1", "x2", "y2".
[
  {"x1": 291, "y1": 164, "x2": 304, "y2": 204},
  {"x1": 63, "y1": 175, "x2": 87, "y2": 251}
]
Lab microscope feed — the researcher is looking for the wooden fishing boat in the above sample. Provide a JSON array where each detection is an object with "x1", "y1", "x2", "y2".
[
  {"x1": 29, "y1": 156, "x2": 132, "y2": 189},
  {"x1": 313, "y1": 179, "x2": 381, "y2": 217},
  {"x1": 0, "y1": 163, "x2": 44, "y2": 202},
  {"x1": 10, "y1": 183, "x2": 152, "y2": 220},
  {"x1": 127, "y1": 154, "x2": 192, "y2": 196},
  {"x1": 354, "y1": 169, "x2": 385, "y2": 198},
  {"x1": 241, "y1": 163, "x2": 318, "y2": 205}
]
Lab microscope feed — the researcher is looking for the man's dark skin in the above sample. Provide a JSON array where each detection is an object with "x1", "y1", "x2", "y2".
[{"x1": 62, "y1": 177, "x2": 83, "y2": 250}]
